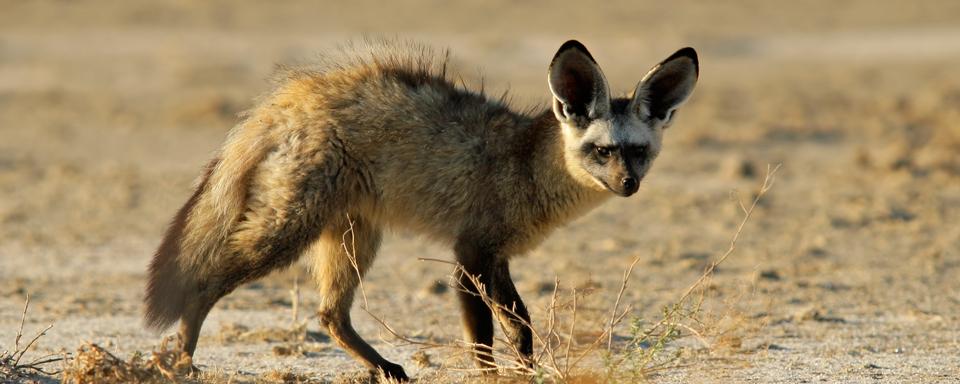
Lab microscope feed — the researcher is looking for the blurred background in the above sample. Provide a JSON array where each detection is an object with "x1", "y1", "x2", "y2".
[{"x1": 1, "y1": 1, "x2": 958, "y2": 382}]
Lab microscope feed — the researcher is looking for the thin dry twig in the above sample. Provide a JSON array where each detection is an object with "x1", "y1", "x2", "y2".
[
  {"x1": 342, "y1": 213, "x2": 368, "y2": 308},
  {"x1": 15, "y1": 294, "x2": 28, "y2": 352},
  {"x1": 607, "y1": 254, "x2": 643, "y2": 351},
  {"x1": 1, "y1": 295, "x2": 63, "y2": 378},
  {"x1": 680, "y1": 164, "x2": 781, "y2": 302},
  {"x1": 14, "y1": 324, "x2": 54, "y2": 368},
  {"x1": 563, "y1": 288, "x2": 578, "y2": 377}
]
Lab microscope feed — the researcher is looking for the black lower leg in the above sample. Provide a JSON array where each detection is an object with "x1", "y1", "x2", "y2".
[
  {"x1": 457, "y1": 281, "x2": 495, "y2": 369},
  {"x1": 491, "y1": 261, "x2": 533, "y2": 361}
]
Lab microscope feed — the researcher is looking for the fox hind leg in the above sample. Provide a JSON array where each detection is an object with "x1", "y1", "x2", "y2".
[
  {"x1": 311, "y1": 214, "x2": 407, "y2": 380},
  {"x1": 177, "y1": 187, "x2": 330, "y2": 361},
  {"x1": 178, "y1": 289, "x2": 218, "y2": 358},
  {"x1": 176, "y1": 224, "x2": 324, "y2": 364}
]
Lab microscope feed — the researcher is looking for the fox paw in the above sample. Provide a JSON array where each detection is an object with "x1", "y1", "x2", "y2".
[{"x1": 372, "y1": 362, "x2": 408, "y2": 382}]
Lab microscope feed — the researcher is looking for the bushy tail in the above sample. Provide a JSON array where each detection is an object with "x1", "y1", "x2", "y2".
[
  {"x1": 143, "y1": 167, "x2": 211, "y2": 331},
  {"x1": 144, "y1": 120, "x2": 273, "y2": 331}
]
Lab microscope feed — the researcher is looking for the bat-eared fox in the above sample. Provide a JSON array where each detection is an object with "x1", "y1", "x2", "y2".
[{"x1": 145, "y1": 39, "x2": 698, "y2": 380}]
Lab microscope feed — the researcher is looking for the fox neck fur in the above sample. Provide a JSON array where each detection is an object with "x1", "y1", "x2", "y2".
[{"x1": 483, "y1": 110, "x2": 613, "y2": 255}]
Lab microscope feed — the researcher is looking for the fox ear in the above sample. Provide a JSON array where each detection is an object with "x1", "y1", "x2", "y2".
[
  {"x1": 632, "y1": 47, "x2": 698, "y2": 123},
  {"x1": 548, "y1": 40, "x2": 611, "y2": 124}
]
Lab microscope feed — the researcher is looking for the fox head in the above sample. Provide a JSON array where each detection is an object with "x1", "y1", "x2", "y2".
[{"x1": 548, "y1": 40, "x2": 698, "y2": 197}]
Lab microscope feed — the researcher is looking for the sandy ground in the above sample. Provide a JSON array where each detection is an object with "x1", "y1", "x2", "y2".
[{"x1": 2, "y1": 1, "x2": 960, "y2": 383}]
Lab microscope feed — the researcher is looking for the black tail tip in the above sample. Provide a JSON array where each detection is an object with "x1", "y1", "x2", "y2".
[
  {"x1": 143, "y1": 278, "x2": 183, "y2": 332},
  {"x1": 143, "y1": 303, "x2": 178, "y2": 332}
]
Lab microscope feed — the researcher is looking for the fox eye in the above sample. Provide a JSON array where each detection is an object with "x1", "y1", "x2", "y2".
[{"x1": 595, "y1": 146, "x2": 611, "y2": 157}]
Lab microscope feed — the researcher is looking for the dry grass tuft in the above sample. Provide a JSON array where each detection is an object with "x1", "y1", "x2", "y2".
[
  {"x1": 61, "y1": 339, "x2": 192, "y2": 384},
  {"x1": 260, "y1": 369, "x2": 315, "y2": 383}
]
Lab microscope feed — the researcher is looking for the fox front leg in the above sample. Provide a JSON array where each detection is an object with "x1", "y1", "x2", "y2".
[
  {"x1": 456, "y1": 263, "x2": 534, "y2": 370},
  {"x1": 455, "y1": 238, "x2": 533, "y2": 370},
  {"x1": 488, "y1": 260, "x2": 533, "y2": 365}
]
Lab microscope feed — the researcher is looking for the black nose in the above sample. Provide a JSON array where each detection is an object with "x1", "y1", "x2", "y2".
[{"x1": 621, "y1": 177, "x2": 637, "y2": 192}]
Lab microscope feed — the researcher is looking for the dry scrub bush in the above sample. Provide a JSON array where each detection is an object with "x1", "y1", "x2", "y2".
[
  {"x1": 0, "y1": 295, "x2": 60, "y2": 383},
  {"x1": 346, "y1": 165, "x2": 781, "y2": 382},
  {"x1": 61, "y1": 339, "x2": 192, "y2": 384}
]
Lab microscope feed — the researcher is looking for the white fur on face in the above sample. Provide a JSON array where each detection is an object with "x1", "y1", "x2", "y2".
[
  {"x1": 559, "y1": 113, "x2": 664, "y2": 190},
  {"x1": 560, "y1": 121, "x2": 605, "y2": 190}
]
